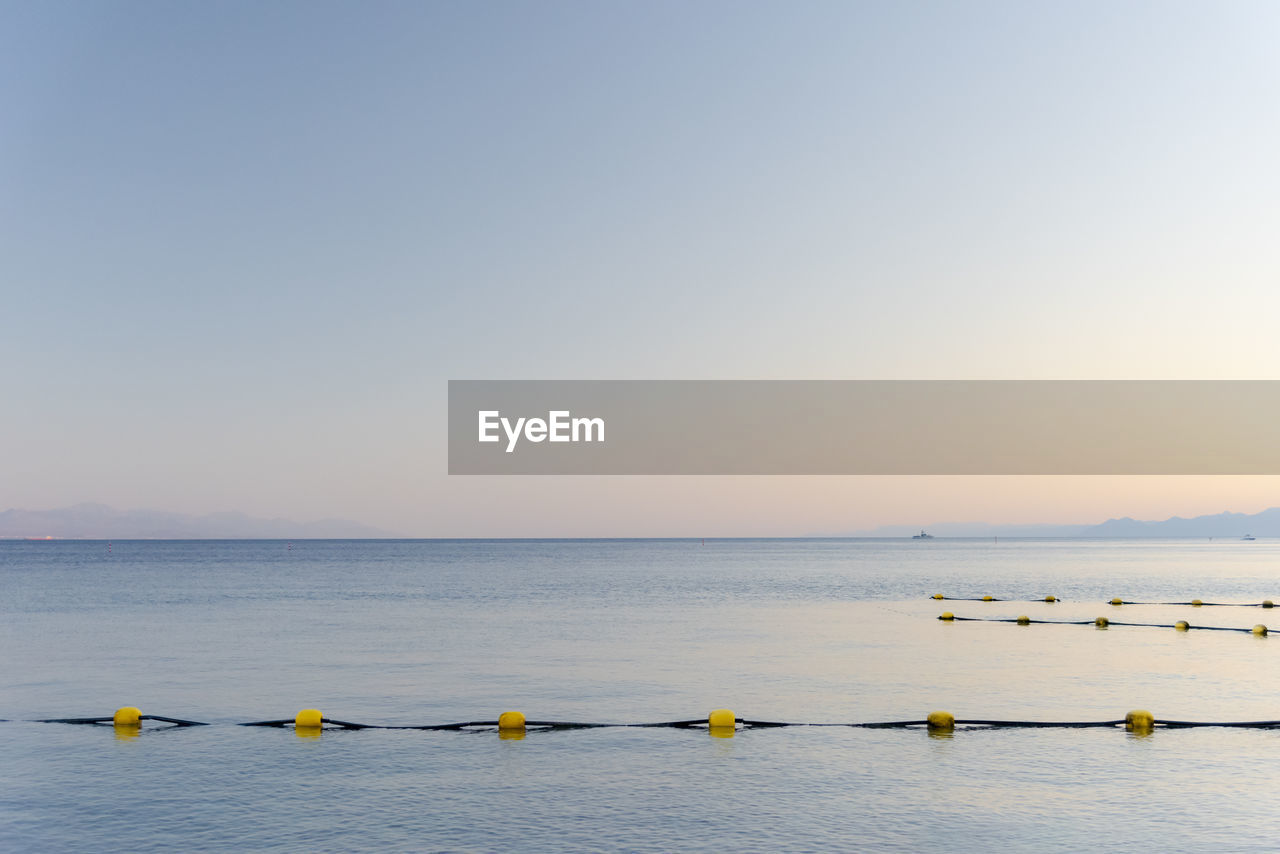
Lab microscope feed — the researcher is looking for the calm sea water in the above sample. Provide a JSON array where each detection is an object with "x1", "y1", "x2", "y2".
[{"x1": 3, "y1": 537, "x2": 1280, "y2": 852}]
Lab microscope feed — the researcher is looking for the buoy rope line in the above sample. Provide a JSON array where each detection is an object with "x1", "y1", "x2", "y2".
[
  {"x1": 930, "y1": 594, "x2": 1276, "y2": 608},
  {"x1": 933, "y1": 595, "x2": 1064, "y2": 602},
  {"x1": 937, "y1": 612, "x2": 1271, "y2": 634},
  {"x1": 14, "y1": 708, "x2": 1280, "y2": 734},
  {"x1": 1106, "y1": 600, "x2": 1276, "y2": 607},
  {"x1": 35, "y1": 714, "x2": 208, "y2": 726}
]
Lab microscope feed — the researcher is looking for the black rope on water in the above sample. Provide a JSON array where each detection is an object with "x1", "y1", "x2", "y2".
[
  {"x1": 402, "y1": 721, "x2": 618, "y2": 731},
  {"x1": 323, "y1": 718, "x2": 386, "y2": 730},
  {"x1": 932, "y1": 597, "x2": 1062, "y2": 603},
  {"x1": 22, "y1": 714, "x2": 1280, "y2": 730},
  {"x1": 942, "y1": 616, "x2": 1096, "y2": 624},
  {"x1": 950, "y1": 719, "x2": 1127, "y2": 728},
  {"x1": 240, "y1": 718, "x2": 517, "y2": 731},
  {"x1": 37, "y1": 716, "x2": 116, "y2": 724},
  {"x1": 1159, "y1": 719, "x2": 1280, "y2": 728},
  {"x1": 147, "y1": 715, "x2": 209, "y2": 726},
  {"x1": 943, "y1": 617, "x2": 1101, "y2": 625},
  {"x1": 931, "y1": 595, "x2": 1277, "y2": 608},
  {"x1": 37, "y1": 715, "x2": 208, "y2": 726},
  {"x1": 943, "y1": 615, "x2": 1269, "y2": 633},
  {"x1": 236, "y1": 717, "x2": 722, "y2": 731},
  {"x1": 1110, "y1": 601, "x2": 1275, "y2": 608}
]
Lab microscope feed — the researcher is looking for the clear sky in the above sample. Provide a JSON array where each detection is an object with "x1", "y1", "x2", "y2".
[{"x1": 3, "y1": 1, "x2": 1279, "y2": 535}]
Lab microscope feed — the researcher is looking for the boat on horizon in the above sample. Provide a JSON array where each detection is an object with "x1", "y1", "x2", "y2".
[
  {"x1": 911, "y1": 529, "x2": 934, "y2": 539},
  {"x1": 1242, "y1": 534, "x2": 1256, "y2": 541}
]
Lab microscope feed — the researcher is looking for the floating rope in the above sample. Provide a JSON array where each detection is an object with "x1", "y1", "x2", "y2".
[
  {"x1": 37, "y1": 713, "x2": 207, "y2": 726},
  {"x1": 239, "y1": 717, "x2": 699, "y2": 731},
  {"x1": 931, "y1": 594, "x2": 1059, "y2": 602},
  {"x1": 938, "y1": 613, "x2": 1269, "y2": 634},
  {"x1": 20, "y1": 707, "x2": 1280, "y2": 734},
  {"x1": 930, "y1": 595, "x2": 1276, "y2": 608},
  {"x1": 1105, "y1": 599, "x2": 1275, "y2": 608}
]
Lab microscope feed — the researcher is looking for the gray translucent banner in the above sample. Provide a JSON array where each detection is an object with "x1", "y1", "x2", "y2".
[{"x1": 448, "y1": 380, "x2": 1280, "y2": 474}]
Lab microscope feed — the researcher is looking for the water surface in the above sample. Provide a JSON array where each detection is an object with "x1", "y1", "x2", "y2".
[{"x1": 3, "y1": 538, "x2": 1279, "y2": 851}]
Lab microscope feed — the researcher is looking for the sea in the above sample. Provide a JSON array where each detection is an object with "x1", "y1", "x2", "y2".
[{"x1": 3, "y1": 537, "x2": 1280, "y2": 852}]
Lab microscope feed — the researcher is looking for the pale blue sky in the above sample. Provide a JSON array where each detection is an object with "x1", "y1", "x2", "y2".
[{"x1": 3, "y1": 1, "x2": 1279, "y2": 535}]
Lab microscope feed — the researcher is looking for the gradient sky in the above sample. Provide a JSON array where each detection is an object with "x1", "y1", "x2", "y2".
[{"x1": 3, "y1": 1, "x2": 1279, "y2": 535}]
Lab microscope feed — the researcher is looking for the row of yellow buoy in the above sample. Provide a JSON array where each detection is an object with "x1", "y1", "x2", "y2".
[
  {"x1": 99, "y1": 707, "x2": 744, "y2": 738},
  {"x1": 933, "y1": 594, "x2": 1276, "y2": 608},
  {"x1": 61, "y1": 706, "x2": 1247, "y2": 738},
  {"x1": 939, "y1": 612, "x2": 1268, "y2": 634}
]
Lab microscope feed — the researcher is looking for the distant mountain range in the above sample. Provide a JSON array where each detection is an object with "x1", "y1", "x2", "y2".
[
  {"x1": 0, "y1": 503, "x2": 398, "y2": 539},
  {"x1": 853, "y1": 507, "x2": 1280, "y2": 538},
  {"x1": 4, "y1": 502, "x2": 1278, "y2": 540}
]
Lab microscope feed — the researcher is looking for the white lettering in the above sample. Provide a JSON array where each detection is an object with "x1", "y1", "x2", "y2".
[
  {"x1": 478, "y1": 411, "x2": 500, "y2": 443},
  {"x1": 502, "y1": 416, "x2": 526, "y2": 453},
  {"x1": 572, "y1": 416, "x2": 604, "y2": 443},
  {"x1": 549, "y1": 410, "x2": 570, "y2": 442},
  {"x1": 480, "y1": 410, "x2": 605, "y2": 453}
]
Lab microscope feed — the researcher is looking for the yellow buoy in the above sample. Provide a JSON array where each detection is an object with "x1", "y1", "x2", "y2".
[
  {"x1": 293, "y1": 708, "x2": 323, "y2": 736},
  {"x1": 1095, "y1": 616, "x2": 1109, "y2": 627},
  {"x1": 295, "y1": 708, "x2": 323, "y2": 728},
  {"x1": 498, "y1": 710, "x2": 526, "y2": 731},
  {"x1": 939, "y1": 612, "x2": 955, "y2": 621},
  {"x1": 1016, "y1": 615, "x2": 1030, "y2": 625},
  {"x1": 1044, "y1": 595, "x2": 1057, "y2": 603},
  {"x1": 1175, "y1": 621, "x2": 1190, "y2": 631},
  {"x1": 982, "y1": 595, "x2": 994, "y2": 602},
  {"x1": 1263, "y1": 600, "x2": 1275, "y2": 609},
  {"x1": 1125, "y1": 710, "x2": 1155, "y2": 731},
  {"x1": 926, "y1": 711, "x2": 955, "y2": 731},
  {"x1": 1252, "y1": 624, "x2": 1268, "y2": 636},
  {"x1": 708, "y1": 708, "x2": 736, "y2": 729},
  {"x1": 931, "y1": 593, "x2": 945, "y2": 600},
  {"x1": 1191, "y1": 599, "x2": 1203, "y2": 607},
  {"x1": 295, "y1": 708, "x2": 324, "y2": 728},
  {"x1": 113, "y1": 706, "x2": 141, "y2": 727},
  {"x1": 1110, "y1": 597, "x2": 1123, "y2": 606}
]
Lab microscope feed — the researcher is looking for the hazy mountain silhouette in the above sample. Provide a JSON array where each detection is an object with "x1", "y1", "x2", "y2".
[
  {"x1": 0, "y1": 503, "x2": 398, "y2": 539},
  {"x1": 1083, "y1": 508, "x2": 1280, "y2": 538},
  {"x1": 853, "y1": 507, "x2": 1280, "y2": 538}
]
